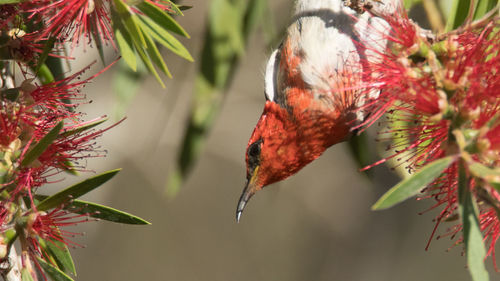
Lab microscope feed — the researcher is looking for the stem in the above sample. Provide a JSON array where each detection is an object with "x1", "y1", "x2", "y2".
[{"x1": 35, "y1": 64, "x2": 54, "y2": 85}]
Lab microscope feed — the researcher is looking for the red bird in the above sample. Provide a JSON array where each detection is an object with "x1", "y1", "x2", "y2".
[{"x1": 236, "y1": 0, "x2": 396, "y2": 221}]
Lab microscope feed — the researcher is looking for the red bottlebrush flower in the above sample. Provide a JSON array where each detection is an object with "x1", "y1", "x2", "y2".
[
  {"x1": 0, "y1": 64, "x2": 92, "y2": 148},
  {"x1": 26, "y1": 0, "x2": 177, "y2": 49},
  {"x1": 27, "y1": 0, "x2": 115, "y2": 49},
  {"x1": 27, "y1": 208, "x2": 90, "y2": 250},
  {"x1": 14, "y1": 115, "x2": 124, "y2": 207},
  {"x1": 1, "y1": 62, "x2": 121, "y2": 205},
  {"x1": 359, "y1": 7, "x2": 500, "y2": 265}
]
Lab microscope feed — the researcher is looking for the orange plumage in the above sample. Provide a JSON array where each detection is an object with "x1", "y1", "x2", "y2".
[{"x1": 236, "y1": 0, "x2": 396, "y2": 221}]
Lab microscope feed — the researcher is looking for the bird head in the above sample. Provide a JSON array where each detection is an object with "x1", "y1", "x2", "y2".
[
  {"x1": 236, "y1": 97, "x2": 353, "y2": 222},
  {"x1": 236, "y1": 100, "x2": 297, "y2": 222}
]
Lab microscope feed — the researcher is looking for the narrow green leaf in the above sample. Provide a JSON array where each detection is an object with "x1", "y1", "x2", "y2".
[
  {"x1": 372, "y1": 156, "x2": 456, "y2": 210},
  {"x1": 469, "y1": 162, "x2": 500, "y2": 191},
  {"x1": 473, "y1": 0, "x2": 498, "y2": 20},
  {"x1": 36, "y1": 169, "x2": 121, "y2": 211},
  {"x1": 68, "y1": 200, "x2": 151, "y2": 225},
  {"x1": 138, "y1": 16, "x2": 193, "y2": 62},
  {"x1": 60, "y1": 117, "x2": 108, "y2": 137},
  {"x1": 167, "y1": 1, "x2": 184, "y2": 15},
  {"x1": 136, "y1": 1, "x2": 190, "y2": 38},
  {"x1": 35, "y1": 195, "x2": 150, "y2": 225},
  {"x1": 113, "y1": 0, "x2": 146, "y2": 47},
  {"x1": 445, "y1": 0, "x2": 471, "y2": 31},
  {"x1": 21, "y1": 122, "x2": 63, "y2": 167},
  {"x1": 21, "y1": 268, "x2": 34, "y2": 281},
  {"x1": 133, "y1": 36, "x2": 166, "y2": 88},
  {"x1": 177, "y1": 5, "x2": 193, "y2": 11},
  {"x1": 37, "y1": 237, "x2": 76, "y2": 276},
  {"x1": 142, "y1": 28, "x2": 172, "y2": 78},
  {"x1": 469, "y1": 162, "x2": 500, "y2": 181},
  {"x1": 0, "y1": 0, "x2": 21, "y2": 3},
  {"x1": 157, "y1": 0, "x2": 186, "y2": 15},
  {"x1": 458, "y1": 160, "x2": 489, "y2": 281},
  {"x1": 46, "y1": 239, "x2": 76, "y2": 275},
  {"x1": 111, "y1": 7, "x2": 137, "y2": 71},
  {"x1": 37, "y1": 257, "x2": 74, "y2": 281}
]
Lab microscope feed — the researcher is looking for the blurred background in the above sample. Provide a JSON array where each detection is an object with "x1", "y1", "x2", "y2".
[{"x1": 50, "y1": 0, "x2": 499, "y2": 280}]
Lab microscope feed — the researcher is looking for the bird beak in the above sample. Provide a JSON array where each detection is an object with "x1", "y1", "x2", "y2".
[{"x1": 236, "y1": 166, "x2": 261, "y2": 223}]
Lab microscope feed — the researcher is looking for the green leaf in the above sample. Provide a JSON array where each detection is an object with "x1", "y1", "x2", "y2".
[
  {"x1": 113, "y1": 0, "x2": 146, "y2": 47},
  {"x1": 372, "y1": 156, "x2": 456, "y2": 210},
  {"x1": 133, "y1": 35, "x2": 166, "y2": 88},
  {"x1": 21, "y1": 268, "x2": 34, "y2": 281},
  {"x1": 60, "y1": 117, "x2": 108, "y2": 137},
  {"x1": 35, "y1": 195, "x2": 150, "y2": 225},
  {"x1": 177, "y1": 5, "x2": 193, "y2": 11},
  {"x1": 46, "y1": 239, "x2": 76, "y2": 275},
  {"x1": 112, "y1": 7, "x2": 137, "y2": 71},
  {"x1": 137, "y1": 16, "x2": 193, "y2": 62},
  {"x1": 473, "y1": 0, "x2": 498, "y2": 20},
  {"x1": 74, "y1": 200, "x2": 150, "y2": 224},
  {"x1": 36, "y1": 169, "x2": 121, "y2": 211},
  {"x1": 167, "y1": 1, "x2": 185, "y2": 15},
  {"x1": 37, "y1": 257, "x2": 74, "y2": 281},
  {"x1": 445, "y1": 0, "x2": 471, "y2": 31},
  {"x1": 142, "y1": 27, "x2": 172, "y2": 78},
  {"x1": 21, "y1": 122, "x2": 63, "y2": 167},
  {"x1": 0, "y1": 0, "x2": 21, "y2": 3},
  {"x1": 468, "y1": 162, "x2": 500, "y2": 191},
  {"x1": 458, "y1": 160, "x2": 489, "y2": 281},
  {"x1": 136, "y1": 1, "x2": 190, "y2": 38},
  {"x1": 37, "y1": 237, "x2": 76, "y2": 276}
]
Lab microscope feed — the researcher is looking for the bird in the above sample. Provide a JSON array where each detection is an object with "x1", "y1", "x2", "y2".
[{"x1": 236, "y1": 0, "x2": 396, "y2": 222}]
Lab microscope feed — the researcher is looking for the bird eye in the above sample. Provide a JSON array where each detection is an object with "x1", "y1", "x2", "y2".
[{"x1": 247, "y1": 140, "x2": 262, "y2": 158}]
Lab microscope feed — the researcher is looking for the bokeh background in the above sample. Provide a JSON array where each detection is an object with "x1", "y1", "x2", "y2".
[{"x1": 50, "y1": 0, "x2": 499, "y2": 280}]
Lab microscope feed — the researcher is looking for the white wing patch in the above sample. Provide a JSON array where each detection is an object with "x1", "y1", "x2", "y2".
[{"x1": 264, "y1": 49, "x2": 279, "y2": 102}]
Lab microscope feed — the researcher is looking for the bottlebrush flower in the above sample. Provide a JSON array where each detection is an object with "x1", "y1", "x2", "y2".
[
  {"x1": 360, "y1": 9, "x2": 500, "y2": 265},
  {"x1": 0, "y1": 63, "x2": 121, "y2": 207},
  {"x1": 27, "y1": 209, "x2": 89, "y2": 250},
  {"x1": 26, "y1": 0, "x2": 177, "y2": 49},
  {"x1": 15, "y1": 116, "x2": 120, "y2": 202},
  {"x1": 27, "y1": 0, "x2": 115, "y2": 48}
]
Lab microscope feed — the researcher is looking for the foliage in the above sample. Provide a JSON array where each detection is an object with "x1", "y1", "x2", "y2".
[{"x1": 0, "y1": 0, "x2": 191, "y2": 280}]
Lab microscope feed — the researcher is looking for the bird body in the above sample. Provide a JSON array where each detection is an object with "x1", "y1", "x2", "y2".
[{"x1": 237, "y1": 0, "x2": 396, "y2": 221}]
